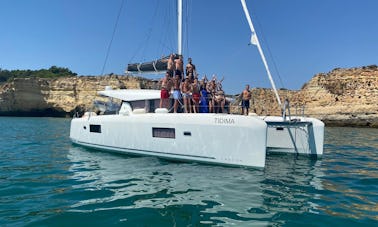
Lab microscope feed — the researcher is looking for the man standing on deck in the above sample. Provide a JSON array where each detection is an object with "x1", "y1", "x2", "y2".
[
  {"x1": 191, "y1": 78, "x2": 200, "y2": 113},
  {"x1": 242, "y1": 84, "x2": 252, "y2": 115},
  {"x1": 174, "y1": 55, "x2": 184, "y2": 81},
  {"x1": 160, "y1": 72, "x2": 172, "y2": 109},
  {"x1": 181, "y1": 78, "x2": 192, "y2": 113},
  {"x1": 167, "y1": 54, "x2": 175, "y2": 77},
  {"x1": 186, "y1": 57, "x2": 196, "y2": 82},
  {"x1": 172, "y1": 74, "x2": 181, "y2": 113}
]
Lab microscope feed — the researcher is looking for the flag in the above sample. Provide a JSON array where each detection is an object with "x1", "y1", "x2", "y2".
[{"x1": 250, "y1": 32, "x2": 258, "y2": 46}]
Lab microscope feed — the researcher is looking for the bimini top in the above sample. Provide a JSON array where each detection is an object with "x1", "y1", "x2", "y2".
[{"x1": 98, "y1": 89, "x2": 161, "y2": 101}]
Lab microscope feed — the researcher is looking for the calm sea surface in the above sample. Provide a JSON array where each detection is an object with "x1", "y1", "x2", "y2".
[{"x1": 0, "y1": 117, "x2": 377, "y2": 226}]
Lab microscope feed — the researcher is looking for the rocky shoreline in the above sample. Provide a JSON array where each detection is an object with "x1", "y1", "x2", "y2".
[{"x1": 0, "y1": 66, "x2": 377, "y2": 127}]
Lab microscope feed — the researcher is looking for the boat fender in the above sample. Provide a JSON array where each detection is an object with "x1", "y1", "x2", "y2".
[{"x1": 155, "y1": 108, "x2": 169, "y2": 114}]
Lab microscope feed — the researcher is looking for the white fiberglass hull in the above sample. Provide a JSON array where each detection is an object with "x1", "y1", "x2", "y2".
[
  {"x1": 70, "y1": 113, "x2": 267, "y2": 168},
  {"x1": 260, "y1": 116, "x2": 324, "y2": 157}
]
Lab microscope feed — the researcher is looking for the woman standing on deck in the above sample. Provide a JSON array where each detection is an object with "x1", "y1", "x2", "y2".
[{"x1": 199, "y1": 77, "x2": 209, "y2": 113}]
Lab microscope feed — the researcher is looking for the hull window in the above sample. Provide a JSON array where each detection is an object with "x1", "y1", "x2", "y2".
[
  {"x1": 152, "y1": 128, "x2": 175, "y2": 139},
  {"x1": 90, "y1": 124, "x2": 102, "y2": 133}
]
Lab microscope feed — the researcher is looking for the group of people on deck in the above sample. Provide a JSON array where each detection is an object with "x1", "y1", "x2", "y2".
[{"x1": 159, "y1": 54, "x2": 227, "y2": 113}]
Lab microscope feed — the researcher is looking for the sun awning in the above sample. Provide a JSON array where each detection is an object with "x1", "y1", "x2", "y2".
[{"x1": 98, "y1": 89, "x2": 161, "y2": 101}]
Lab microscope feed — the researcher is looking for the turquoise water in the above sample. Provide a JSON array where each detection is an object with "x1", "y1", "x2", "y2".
[{"x1": 0, "y1": 117, "x2": 377, "y2": 226}]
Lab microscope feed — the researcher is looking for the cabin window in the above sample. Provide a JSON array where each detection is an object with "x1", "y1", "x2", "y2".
[
  {"x1": 90, "y1": 124, "x2": 101, "y2": 133},
  {"x1": 130, "y1": 99, "x2": 160, "y2": 113},
  {"x1": 152, "y1": 128, "x2": 175, "y2": 139}
]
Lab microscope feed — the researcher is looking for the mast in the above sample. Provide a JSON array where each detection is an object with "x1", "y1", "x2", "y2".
[
  {"x1": 177, "y1": 0, "x2": 183, "y2": 55},
  {"x1": 240, "y1": 0, "x2": 282, "y2": 107}
]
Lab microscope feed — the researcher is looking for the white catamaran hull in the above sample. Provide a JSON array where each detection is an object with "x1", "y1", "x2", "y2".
[
  {"x1": 70, "y1": 113, "x2": 267, "y2": 168},
  {"x1": 261, "y1": 116, "x2": 324, "y2": 157}
]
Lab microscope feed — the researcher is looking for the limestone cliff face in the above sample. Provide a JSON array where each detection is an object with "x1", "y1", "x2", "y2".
[
  {"x1": 231, "y1": 66, "x2": 378, "y2": 127},
  {"x1": 1, "y1": 66, "x2": 377, "y2": 127},
  {"x1": 0, "y1": 75, "x2": 158, "y2": 117},
  {"x1": 298, "y1": 66, "x2": 378, "y2": 127}
]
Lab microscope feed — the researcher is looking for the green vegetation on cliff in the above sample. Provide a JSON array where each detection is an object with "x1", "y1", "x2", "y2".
[{"x1": 0, "y1": 66, "x2": 77, "y2": 83}]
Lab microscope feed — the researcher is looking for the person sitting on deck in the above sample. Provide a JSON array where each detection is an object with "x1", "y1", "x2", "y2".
[
  {"x1": 181, "y1": 78, "x2": 192, "y2": 113},
  {"x1": 242, "y1": 84, "x2": 252, "y2": 115},
  {"x1": 159, "y1": 71, "x2": 172, "y2": 109}
]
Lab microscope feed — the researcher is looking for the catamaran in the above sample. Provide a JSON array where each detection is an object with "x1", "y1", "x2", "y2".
[{"x1": 70, "y1": 0, "x2": 324, "y2": 168}]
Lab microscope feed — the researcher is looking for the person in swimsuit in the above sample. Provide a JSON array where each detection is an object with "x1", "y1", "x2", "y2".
[
  {"x1": 172, "y1": 74, "x2": 181, "y2": 113},
  {"x1": 159, "y1": 72, "x2": 172, "y2": 109},
  {"x1": 215, "y1": 89, "x2": 225, "y2": 113},
  {"x1": 242, "y1": 84, "x2": 252, "y2": 115},
  {"x1": 199, "y1": 80, "x2": 209, "y2": 113},
  {"x1": 186, "y1": 57, "x2": 196, "y2": 82},
  {"x1": 206, "y1": 77, "x2": 217, "y2": 113},
  {"x1": 191, "y1": 78, "x2": 200, "y2": 113},
  {"x1": 174, "y1": 55, "x2": 184, "y2": 81},
  {"x1": 214, "y1": 77, "x2": 225, "y2": 113},
  {"x1": 181, "y1": 78, "x2": 192, "y2": 113},
  {"x1": 166, "y1": 54, "x2": 175, "y2": 77}
]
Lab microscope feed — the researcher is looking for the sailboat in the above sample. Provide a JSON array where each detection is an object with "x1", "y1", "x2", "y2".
[{"x1": 69, "y1": 0, "x2": 324, "y2": 168}]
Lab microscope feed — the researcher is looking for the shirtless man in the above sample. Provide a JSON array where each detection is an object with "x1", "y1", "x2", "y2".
[
  {"x1": 186, "y1": 57, "x2": 196, "y2": 82},
  {"x1": 242, "y1": 84, "x2": 252, "y2": 115},
  {"x1": 172, "y1": 74, "x2": 181, "y2": 113},
  {"x1": 174, "y1": 55, "x2": 184, "y2": 81},
  {"x1": 167, "y1": 54, "x2": 175, "y2": 77},
  {"x1": 181, "y1": 78, "x2": 192, "y2": 113},
  {"x1": 191, "y1": 78, "x2": 200, "y2": 113},
  {"x1": 159, "y1": 72, "x2": 172, "y2": 109}
]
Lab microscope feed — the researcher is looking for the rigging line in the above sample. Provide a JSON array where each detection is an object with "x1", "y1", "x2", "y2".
[
  {"x1": 253, "y1": 14, "x2": 286, "y2": 89},
  {"x1": 166, "y1": 0, "x2": 175, "y2": 54},
  {"x1": 101, "y1": 0, "x2": 126, "y2": 75},
  {"x1": 158, "y1": 5, "x2": 167, "y2": 56},
  {"x1": 158, "y1": 40, "x2": 175, "y2": 55},
  {"x1": 185, "y1": 0, "x2": 191, "y2": 57},
  {"x1": 184, "y1": 0, "x2": 188, "y2": 57},
  {"x1": 129, "y1": 0, "x2": 160, "y2": 63},
  {"x1": 140, "y1": 0, "x2": 160, "y2": 60},
  {"x1": 159, "y1": 1, "x2": 174, "y2": 57}
]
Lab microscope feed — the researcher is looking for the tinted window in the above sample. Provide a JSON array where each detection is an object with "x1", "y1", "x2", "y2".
[
  {"x1": 152, "y1": 128, "x2": 175, "y2": 139},
  {"x1": 90, "y1": 124, "x2": 101, "y2": 133}
]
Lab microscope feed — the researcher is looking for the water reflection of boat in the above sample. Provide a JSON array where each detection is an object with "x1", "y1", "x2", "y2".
[
  {"x1": 262, "y1": 155, "x2": 324, "y2": 219},
  {"x1": 66, "y1": 146, "x2": 325, "y2": 225}
]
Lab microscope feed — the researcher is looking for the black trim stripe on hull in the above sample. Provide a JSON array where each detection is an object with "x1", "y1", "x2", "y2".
[{"x1": 71, "y1": 139, "x2": 216, "y2": 160}]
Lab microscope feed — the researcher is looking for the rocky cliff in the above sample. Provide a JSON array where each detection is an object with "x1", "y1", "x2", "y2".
[
  {"x1": 0, "y1": 75, "x2": 158, "y2": 117},
  {"x1": 231, "y1": 66, "x2": 378, "y2": 127},
  {"x1": 1, "y1": 66, "x2": 377, "y2": 127}
]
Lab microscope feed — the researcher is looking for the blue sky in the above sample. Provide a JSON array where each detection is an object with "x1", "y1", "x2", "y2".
[{"x1": 1, "y1": 0, "x2": 377, "y2": 94}]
